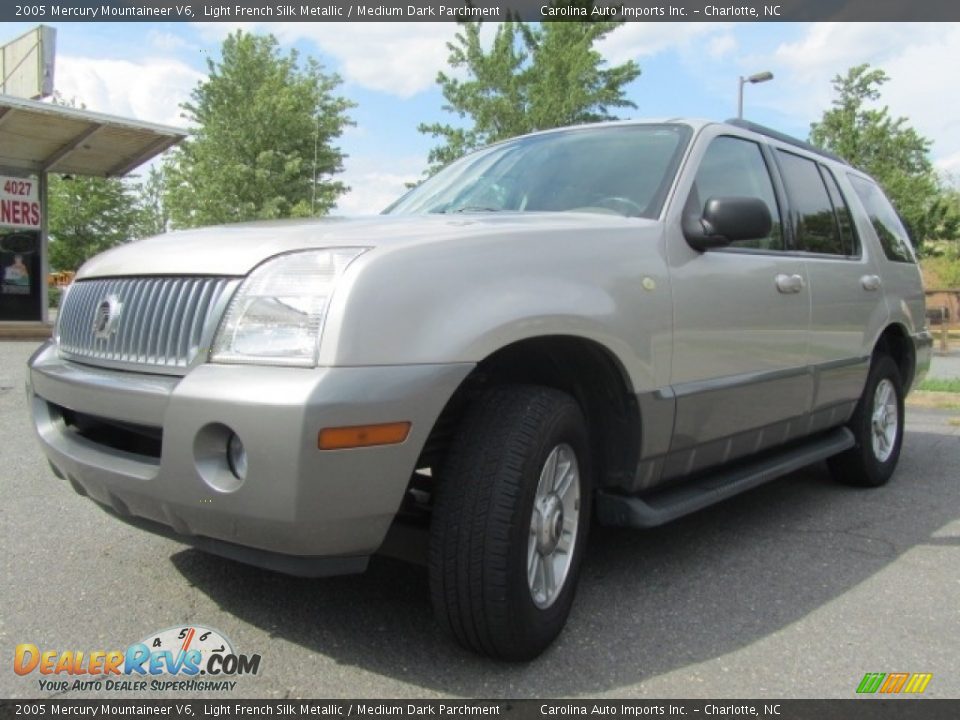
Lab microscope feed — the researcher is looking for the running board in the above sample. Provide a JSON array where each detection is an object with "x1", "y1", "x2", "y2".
[{"x1": 596, "y1": 428, "x2": 854, "y2": 528}]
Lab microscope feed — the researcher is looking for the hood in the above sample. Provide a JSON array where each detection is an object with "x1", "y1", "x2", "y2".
[{"x1": 75, "y1": 212, "x2": 651, "y2": 279}]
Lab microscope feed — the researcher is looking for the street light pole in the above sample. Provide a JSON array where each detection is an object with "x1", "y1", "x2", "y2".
[
  {"x1": 738, "y1": 71, "x2": 774, "y2": 119},
  {"x1": 737, "y1": 76, "x2": 745, "y2": 119}
]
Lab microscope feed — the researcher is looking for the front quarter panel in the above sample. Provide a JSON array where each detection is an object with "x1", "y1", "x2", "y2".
[{"x1": 319, "y1": 219, "x2": 671, "y2": 394}]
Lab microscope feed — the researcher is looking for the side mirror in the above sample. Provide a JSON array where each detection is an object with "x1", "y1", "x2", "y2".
[{"x1": 683, "y1": 196, "x2": 772, "y2": 252}]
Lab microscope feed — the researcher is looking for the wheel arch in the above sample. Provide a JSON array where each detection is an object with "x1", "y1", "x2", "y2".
[
  {"x1": 872, "y1": 323, "x2": 916, "y2": 392},
  {"x1": 418, "y1": 335, "x2": 642, "y2": 491}
]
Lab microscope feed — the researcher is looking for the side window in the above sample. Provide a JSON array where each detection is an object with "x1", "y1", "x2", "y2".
[
  {"x1": 820, "y1": 166, "x2": 859, "y2": 256},
  {"x1": 688, "y1": 136, "x2": 783, "y2": 250},
  {"x1": 776, "y1": 150, "x2": 844, "y2": 255},
  {"x1": 848, "y1": 175, "x2": 916, "y2": 263}
]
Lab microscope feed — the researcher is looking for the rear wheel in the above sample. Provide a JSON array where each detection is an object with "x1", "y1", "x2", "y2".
[
  {"x1": 828, "y1": 354, "x2": 904, "y2": 487},
  {"x1": 429, "y1": 385, "x2": 591, "y2": 660}
]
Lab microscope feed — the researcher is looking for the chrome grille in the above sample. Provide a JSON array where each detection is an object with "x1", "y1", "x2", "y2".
[{"x1": 57, "y1": 277, "x2": 235, "y2": 374}]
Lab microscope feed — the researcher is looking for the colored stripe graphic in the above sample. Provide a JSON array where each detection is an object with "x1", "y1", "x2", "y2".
[
  {"x1": 856, "y1": 672, "x2": 932, "y2": 694},
  {"x1": 880, "y1": 672, "x2": 910, "y2": 693},
  {"x1": 903, "y1": 673, "x2": 933, "y2": 694},
  {"x1": 857, "y1": 673, "x2": 886, "y2": 694}
]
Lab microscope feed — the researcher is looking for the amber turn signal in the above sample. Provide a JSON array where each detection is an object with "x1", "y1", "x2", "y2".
[{"x1": 318, "y1": 421, "x2": 412, "y2": 450}]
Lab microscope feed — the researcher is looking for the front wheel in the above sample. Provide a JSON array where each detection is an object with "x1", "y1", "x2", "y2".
[
  {"x1": 828, "y1": 354, "x2": 905, "y2": 487},
  {"x1": 429, "y1": 385, "x2": 591, "y2": 660}
]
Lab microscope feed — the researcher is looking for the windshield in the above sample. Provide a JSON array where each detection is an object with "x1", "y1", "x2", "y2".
[{"x1": 385, "y1": 124, "x2": 692, "y2": 219}]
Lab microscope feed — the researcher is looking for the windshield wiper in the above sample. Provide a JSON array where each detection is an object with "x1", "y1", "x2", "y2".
[{"x1": 427, "y1": 205, "x2": 502, "y2": 214}]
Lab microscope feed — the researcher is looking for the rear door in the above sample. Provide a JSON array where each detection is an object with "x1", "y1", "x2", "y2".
[{"x1": 773, "y1": 151, "x2": 880, "y2": 425}]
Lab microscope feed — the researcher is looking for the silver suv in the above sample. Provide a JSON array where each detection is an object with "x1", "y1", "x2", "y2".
[{"x1": 28, "y1": 119, "x2": 931, "y2": 660}]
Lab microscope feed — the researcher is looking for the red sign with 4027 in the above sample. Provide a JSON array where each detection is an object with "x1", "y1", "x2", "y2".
[{"x1": 0, "y1": 176, "x2": 41, "y2": 229}]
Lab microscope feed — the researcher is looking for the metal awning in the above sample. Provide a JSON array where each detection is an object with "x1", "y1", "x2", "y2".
[{"x1": 0, "y1": 94, "x2": 187, "y2": 177}]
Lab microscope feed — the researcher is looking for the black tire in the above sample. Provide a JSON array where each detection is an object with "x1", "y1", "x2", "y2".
[
  {"x1": 429, "y1": 385, "x2": 591, "y2": 660},
  {"x1": 828, "y1": 354, "x2": 905, "y2": 487}
]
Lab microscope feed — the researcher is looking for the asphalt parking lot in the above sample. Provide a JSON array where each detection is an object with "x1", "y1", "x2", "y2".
[{"x1": 2, "y1": 340, "x2": 958, "y2": 699}]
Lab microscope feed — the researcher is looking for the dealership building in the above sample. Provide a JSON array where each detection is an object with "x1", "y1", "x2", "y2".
[{"x1": 0, "y1": 26, "x2": 186, "y2": 337}]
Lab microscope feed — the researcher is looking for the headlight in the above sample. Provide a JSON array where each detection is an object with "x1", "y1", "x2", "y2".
[{"x1": 210, "y1": 248, "x2": 367, "y2": 367}]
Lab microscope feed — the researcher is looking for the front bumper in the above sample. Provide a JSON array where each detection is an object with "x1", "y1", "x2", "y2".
[{"x1": 28, "y1": 341, "x2": 473, "y2": 575}]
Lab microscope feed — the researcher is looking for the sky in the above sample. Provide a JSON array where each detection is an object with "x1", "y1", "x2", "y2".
[{"x1": 5, "y1": 20, "x2": 960, "y2": 214}]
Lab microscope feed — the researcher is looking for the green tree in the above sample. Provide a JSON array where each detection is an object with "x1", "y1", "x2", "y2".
[
  {"x1": 809, "y1": 64, "x2": 944, "y2": 248},
  {"x1": 164, "y1": 31, "x2": 354, "y2": 228},
  {"x1": 134, "y1": 165, "x2": 168, "y2": 237},
  {"x1": 925, "y1": 187, "x2": 960, "y2": 245},
  {"x1": 47, "y1": 173, "x2": 142, "y2": 272},
  {"x1": 419, "y1": 19, "x2": 641, "y2": 174}
]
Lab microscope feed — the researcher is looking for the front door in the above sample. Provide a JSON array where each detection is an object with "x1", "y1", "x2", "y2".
[{"x1": 663, "y1": 130, "x2": 812, "y2": 478}]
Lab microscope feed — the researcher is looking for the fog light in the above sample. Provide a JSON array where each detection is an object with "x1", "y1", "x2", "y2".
[{"x1": 227, "y1": 433, "x2": 248, "y2": 480}]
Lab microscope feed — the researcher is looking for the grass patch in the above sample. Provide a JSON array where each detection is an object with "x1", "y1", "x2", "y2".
[
  {"x1": 907, "y1": 391, "x2": 960, "y2": 410},
  {"x1": 918, "y1": 378, "x2": 960, "y2": 393}
]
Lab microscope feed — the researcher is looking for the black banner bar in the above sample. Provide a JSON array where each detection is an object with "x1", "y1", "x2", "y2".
[
  {"x1": 5, "y1": 0, "x2": 960, "y2": 23},
  {"x1": 1, "y1": 700, "x2": 958, "y2": 720}
]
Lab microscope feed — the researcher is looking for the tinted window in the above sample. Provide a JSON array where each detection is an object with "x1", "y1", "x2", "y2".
[
  {"x1": 776, "y1": 150, "x2": 843, "y2": 255},
  {"x1": 820, "y1": 166, "x2": 859, "y2": 256},
  {"x1": 847, "y1": 175, "x2": 916, "y2": 263},
  {"x1": 385, "y1": 125, "x2": 691, "y2": 219},
  {"x1": 688, "y1": 136, "x2": 782, "y2": 250}
]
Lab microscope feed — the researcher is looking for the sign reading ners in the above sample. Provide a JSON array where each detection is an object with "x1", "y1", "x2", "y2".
[{"x1": 0, "y1": 176, "x2": 41, "y2": 229}]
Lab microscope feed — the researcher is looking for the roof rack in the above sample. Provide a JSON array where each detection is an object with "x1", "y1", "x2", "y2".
[{"x1": 725, "y1": 118, "x2": 849, "y2": 166}]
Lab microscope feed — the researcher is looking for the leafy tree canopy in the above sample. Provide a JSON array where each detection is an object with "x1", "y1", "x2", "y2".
[
  {"x1": 134, "y1": 165, "x2": 168, "y2": 238},
  {"x1": 419, "y1": 19, "x2": 641, "y2": 174},
  {"x1": 48, "y1": 173, "x2": 142, "y2": 272},
  {"x1": 810, "y1": 64, "x2": 957, "y2": 247},
  {"x1": 164, "y1": 31, "x2": 354, "y2": 228}
]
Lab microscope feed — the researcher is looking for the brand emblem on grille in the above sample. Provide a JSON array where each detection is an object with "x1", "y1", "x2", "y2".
[{"x1": 92, "y1": 294, "x2": 123, "y2": 340}]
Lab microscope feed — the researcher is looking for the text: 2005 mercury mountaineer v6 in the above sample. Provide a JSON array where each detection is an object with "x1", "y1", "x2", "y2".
[{"x1": 28, "y1": 119, "x2": 931, "y2": 660}]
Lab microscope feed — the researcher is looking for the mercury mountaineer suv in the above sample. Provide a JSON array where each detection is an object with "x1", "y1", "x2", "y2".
[{"x1": 28, "y1": 119, "x2": 931, "y2": 660}]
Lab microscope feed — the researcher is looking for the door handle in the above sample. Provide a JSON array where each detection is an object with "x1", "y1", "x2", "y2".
[
  {"x1": 774, "y1": 273, "x2": 805, "y2": 294},
  {"x1": 861, "y1": 274, "x2": 882, "y2": 291}
]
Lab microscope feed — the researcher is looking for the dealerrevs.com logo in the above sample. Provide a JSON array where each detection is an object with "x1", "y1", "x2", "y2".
[{"x1": 13, "y1": 625, "x2": 261, "y2": 693}]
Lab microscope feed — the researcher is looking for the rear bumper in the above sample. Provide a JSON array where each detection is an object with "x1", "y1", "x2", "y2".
[
  {"x1": 911, "y1": 328, "x2": 933, "y2": 390},
  {"x1": 28, "y1": 341, "x2": 473, "y2": 575}
]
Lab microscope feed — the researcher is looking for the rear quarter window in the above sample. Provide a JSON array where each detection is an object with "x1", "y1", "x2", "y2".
[{"x1": 847, "y1": 175, "x2": 916, "y2": 263}]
